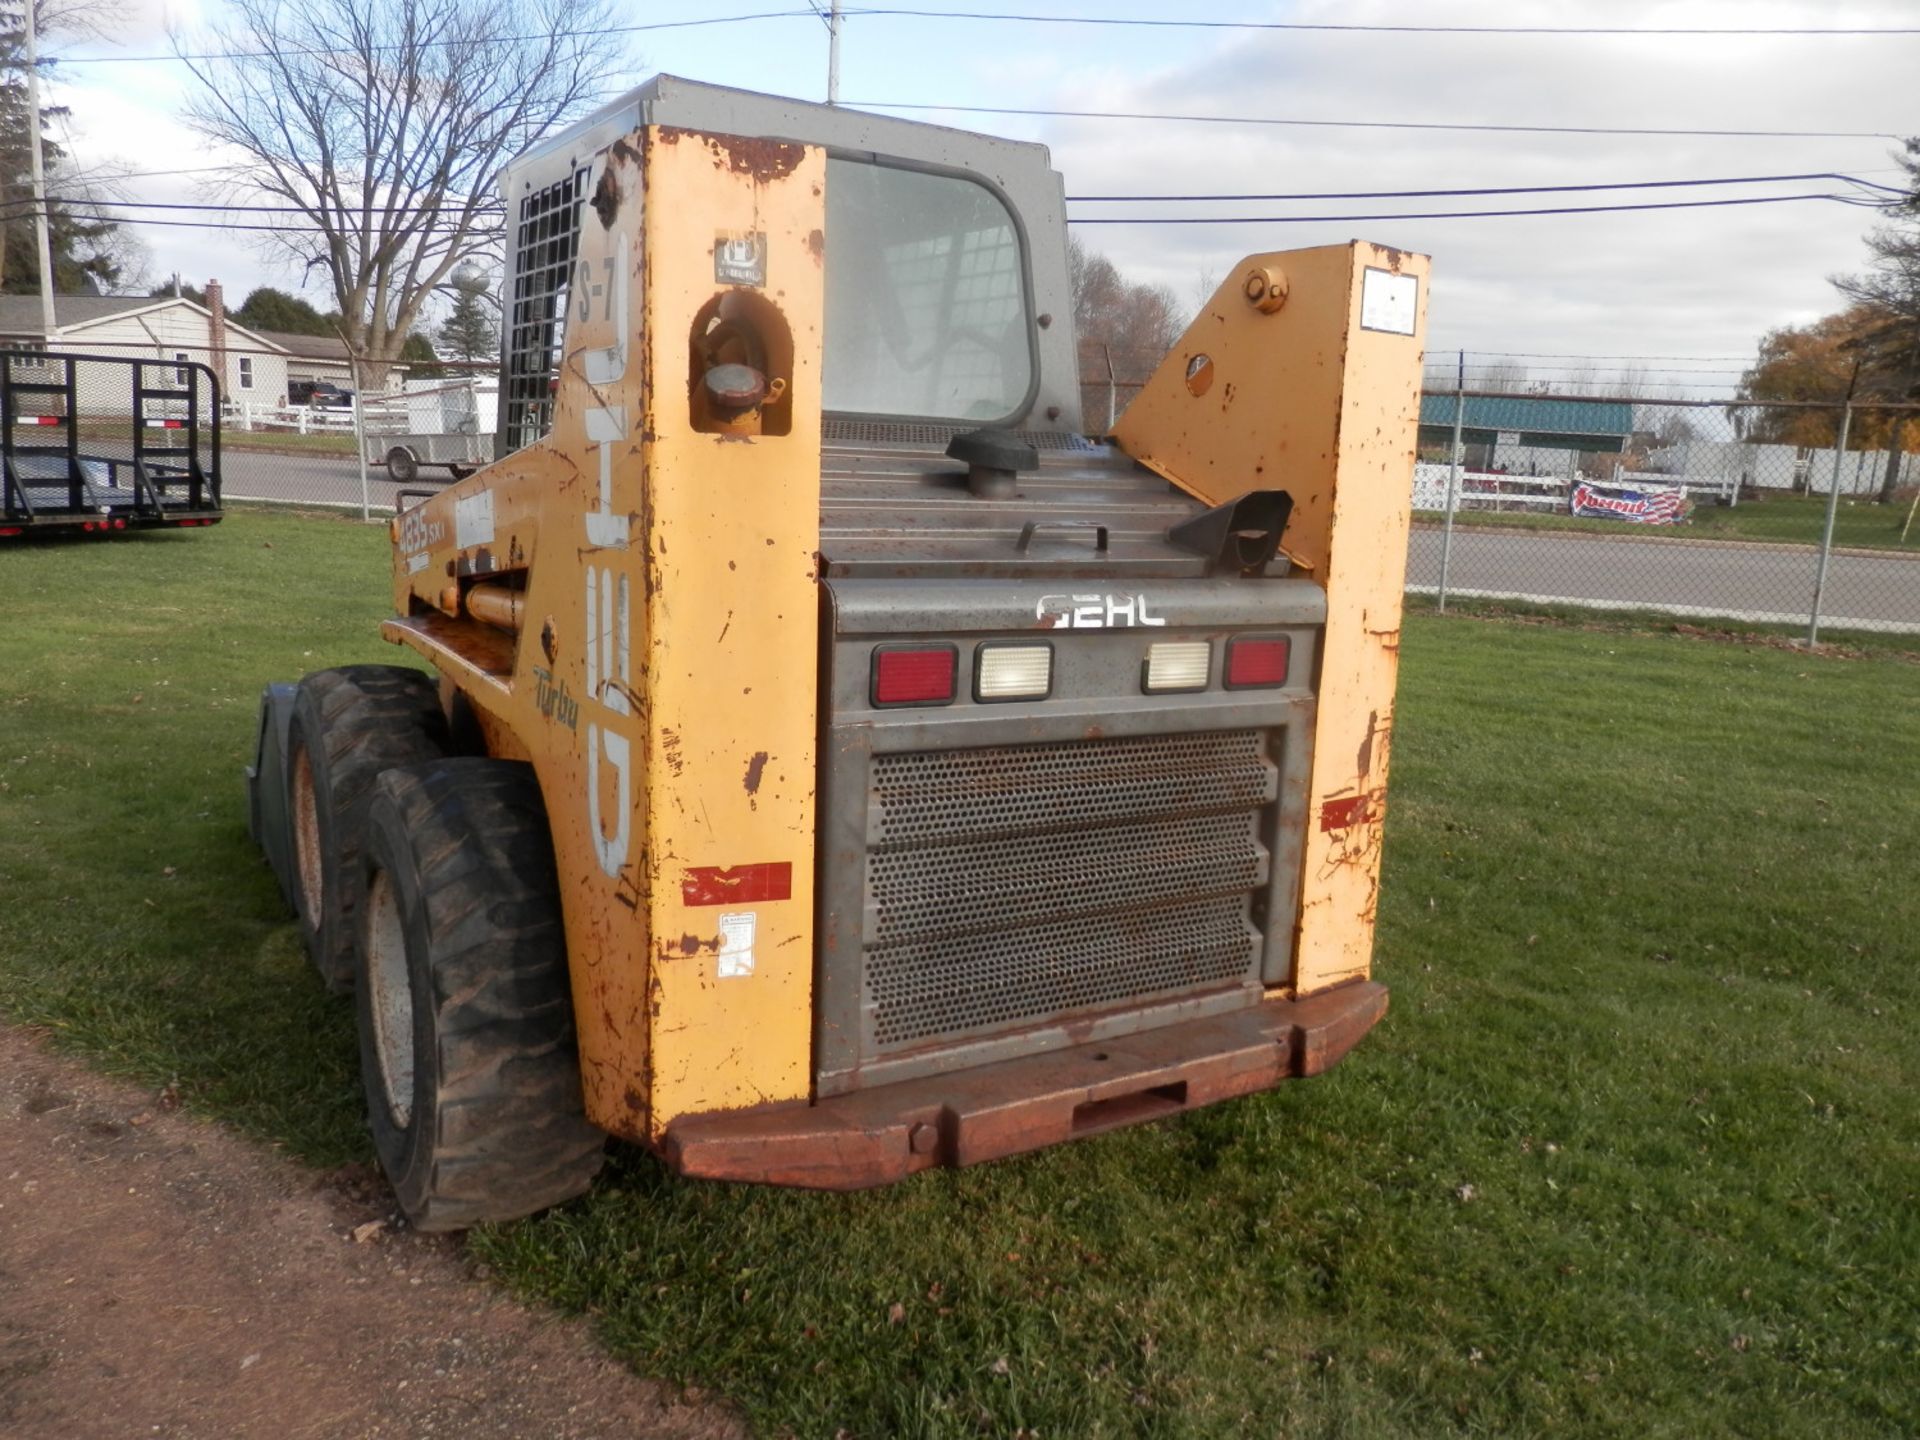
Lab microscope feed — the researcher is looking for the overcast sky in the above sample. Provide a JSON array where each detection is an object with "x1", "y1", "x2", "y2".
[{"x1": 41, "y1": 0, "x2": 1918, "y2": 396}]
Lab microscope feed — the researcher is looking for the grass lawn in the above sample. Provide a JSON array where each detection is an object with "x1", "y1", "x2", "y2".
[
  {"x1": 2, "y1": 509, "x2": 1916, "y2": 1437},
  {"x1": 1422, "y1": 492, "x2": 1920, "y2": 552},
  {"x1": 220, "y1": 430, "x2": 359, "y2": 457}
]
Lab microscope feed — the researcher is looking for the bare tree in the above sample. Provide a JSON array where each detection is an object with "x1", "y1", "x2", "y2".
[
  {"x1": 1831, "y1": 137, "x2": 1920, "y2": 502},
  {"x1": 1068, "y1": 235, "x2": 1182, "y2": 429},
  {"x1": 1477, "y1": 359, "x2": 1529, "y2": 392},
  {"x1": 175, "y1": 0, "x2": 623, "y2": 369}
]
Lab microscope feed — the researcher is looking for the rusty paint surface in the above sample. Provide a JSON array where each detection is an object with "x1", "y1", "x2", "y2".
[
  {"x1": 382, "y1": 128, "x2": 827, "y2": 1142},
  {"x1": 661, "y1": 982, "x2": 1386, "y2": 1190},
  {"x1": 657, "y1": 125, "x2": 804, "y2": 185},
  {"x1": 1109, "y1": 241, "x2": 1429, "y2": 998}
]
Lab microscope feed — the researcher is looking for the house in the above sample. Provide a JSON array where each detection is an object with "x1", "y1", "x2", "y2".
[{"x1": 0, "y1": 282, "x2": 402, "y2": 411}]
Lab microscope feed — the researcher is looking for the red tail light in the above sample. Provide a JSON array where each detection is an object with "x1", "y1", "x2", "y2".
[
  {"x1": 872, "y1": 644, "x2": 957, "y2": 706},
  {"x1": 1225, "y1": 636, "x2": 1291, "y2": 689}
]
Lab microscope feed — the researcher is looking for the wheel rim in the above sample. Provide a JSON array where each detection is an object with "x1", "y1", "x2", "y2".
[
  {"x1": 363, "y1": 868, "x2": 415, "y2": 1128},
  {"x1": 291, "y1": 746, "x2": 324, "y2": 924}
]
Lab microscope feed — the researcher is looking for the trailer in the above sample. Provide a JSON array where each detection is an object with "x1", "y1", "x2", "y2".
[
  {"x1": 363, "y1": 375, "x2": 498, "y2": 483},
  {"x1": 2, "y1": 352, "x2": 222, "y2": 538}
]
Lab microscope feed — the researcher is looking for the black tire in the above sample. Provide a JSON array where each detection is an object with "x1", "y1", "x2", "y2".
[
  {"x1": 385, "y1": 446, "x2": 418, "y2": 484},
  {"x1": 287, "y1": 666, "x2": 448, "y2": 993},
  {"x1": 355, "y1": 759, "x2": 604, "y2": 1231},
  {"x1": 447, "y1": 463, "x2": 474, "y2": 481}
]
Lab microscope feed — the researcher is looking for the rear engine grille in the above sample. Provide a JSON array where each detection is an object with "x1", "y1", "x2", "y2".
[
  {"x1": 869, "y1": 811, "x2": 1265, "y2": 943},
  {"x1": 870, "y1": 897, "x2": 1257, "y2": 1047},
  {"x1": 862, "y1": 729, "x2": 1276, "y2": 1052},
  {"x1": 870, "y1": 729, "x2": 1274, "y2": 844}
]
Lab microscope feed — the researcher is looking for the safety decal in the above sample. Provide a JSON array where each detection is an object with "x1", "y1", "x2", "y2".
[{"x1": 716, "y1": 912, "x2": 756, "y2": 978}]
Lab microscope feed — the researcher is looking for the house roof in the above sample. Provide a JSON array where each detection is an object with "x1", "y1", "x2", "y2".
[
  {"x1": 2, "y1": 295, "x2": 407, "y2": 373},
  {"x1": 253, "y1": 330, "x2": 354, "y2": 363},
  {"x1": 0, "y1": 293, "x2": 167, "y2": 333}
]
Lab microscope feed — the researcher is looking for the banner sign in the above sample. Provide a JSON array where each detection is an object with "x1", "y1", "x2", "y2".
[{"x1": 1570, "y1": 481, "x2": 1689, "y2": 525}]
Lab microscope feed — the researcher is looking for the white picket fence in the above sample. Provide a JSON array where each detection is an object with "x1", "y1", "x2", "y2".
[
  {"x1": 1615, "y1": 469, "x2": 1737, "y2": 502},
  {"x1": 1412, "y1": 462, "x2": 1571, "y2": 513},
  {"x1": 223, "y1": 400, "x2": 358, "y2": 434}
]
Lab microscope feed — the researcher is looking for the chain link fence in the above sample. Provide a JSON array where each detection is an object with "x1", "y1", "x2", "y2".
[
  {"x1": 210, "y1": 355, "x2": 497, "y2": 518},
  {"x1": 1080, "y1": 341, "x2": 1920, "y2": 646},
  {"x1": 1411, "y1": 390, "x2": 1920, "y2": 644},
  {"x1": 205, "y1": 336, "x2": 1920, "y2": 647}
]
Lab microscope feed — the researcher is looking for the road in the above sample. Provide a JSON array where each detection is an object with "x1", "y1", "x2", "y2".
[
  {"x1": 1408, "y1": 526, "x2": 1919, "y2": 634},
  {"x1": 221, "y1": 449, "x2": 422, "y2": 511},
  {"x1": 219, "y1": 455, "x2": 1920, "y2": 635}
]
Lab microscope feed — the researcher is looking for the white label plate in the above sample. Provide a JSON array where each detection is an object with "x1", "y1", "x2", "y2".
[
  {"x1": 1360, "y1": 267, "x2": 1419, "y2": 336},
  {"x1": 454, "y1": 489, "x2": 495, "y2": 549}
]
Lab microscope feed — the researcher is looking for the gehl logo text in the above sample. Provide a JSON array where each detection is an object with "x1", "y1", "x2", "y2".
[{"x1": 1034, "y1": 593, "x2": 1169, "y2": 629}]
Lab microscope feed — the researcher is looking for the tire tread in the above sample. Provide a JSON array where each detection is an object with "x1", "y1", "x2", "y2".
[{"x1": 359, "y1": 758, "x2": 603, "y2": 1231}]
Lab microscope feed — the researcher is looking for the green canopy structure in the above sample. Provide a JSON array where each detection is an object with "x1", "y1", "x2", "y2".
[{"x1": 1417, "y1": 394, "x2": 1634, "y2": 455}]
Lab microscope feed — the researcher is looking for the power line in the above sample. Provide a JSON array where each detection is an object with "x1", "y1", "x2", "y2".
[
  {"x1": 10, "y1": 172, "x2": 1889, "y2": 220},
  {"x1": 0, "y1": 194, "x2": 505, "y2": 218},
  {"x1": 849, "y1": 100, "x2": 1900, "y2": 142},
  {"x1": 1068, "y1": 192, "x2": 1864, "y2": 224},
  {"x1": 841, "y1": 8, "x2": 1920, "y2": 37},
  {"x1": 46, "y1": 2, "x2": 1920, "y2": 66},
  {"x1": 1068, "y1": 171, "x2": 1907, "y2": 203},
  {"x1": 60, "y1": 9, "x2": 826, "y2": 64},
  {"x1": 0, "y1": 209, "x2": 490, "y2": 237},
  {"x1": 12, "y1": 173, "x2": 1886, "y2": 230},
  {"x1": 9, "y1": 188, "x2": 1850, "y2": 234}
]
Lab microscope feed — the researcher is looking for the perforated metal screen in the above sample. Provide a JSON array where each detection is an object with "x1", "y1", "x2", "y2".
[
  {"x1": 870, "y1": 729, "x2": 1275, "y2": 843},
  {"x1": 861, "y1": 729, "x2": 1275, "y2": 1053},
  {"x1": 502, "y1": 167, "x2": 588, "y2": 453},
  {"x1": 869, "y1": 897, "x2": 1257, "y2": 1048}
]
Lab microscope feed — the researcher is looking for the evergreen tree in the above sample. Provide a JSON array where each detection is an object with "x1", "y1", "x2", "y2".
[
  {"x1": 147, "y1": 278, "x2": 208, "y2": 306},
  {"x1": 233, "y1": 285, "x2": 332, "y2": 336},
  {"x1": 0, "y1": 2, "x2": 125, "y2": 295},
  {"x1": 401, "y1": 330, "x2": 446, "y2": 378},
  {"x1": 436, "y1": 268, "x2": 498, "y2": 363}
]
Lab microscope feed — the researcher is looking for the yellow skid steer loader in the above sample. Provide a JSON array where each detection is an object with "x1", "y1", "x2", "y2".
[{"x1": 247, "y1": 76, "x2": 1428, "y2": 1229}]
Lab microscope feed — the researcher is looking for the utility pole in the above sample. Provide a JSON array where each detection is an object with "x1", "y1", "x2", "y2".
[
  {"x1": 24, "y1": 0, "x2": 59, "y2": 341},
  {"x1": 826, "y1": 0, "x2": 843, "y2": 104}
]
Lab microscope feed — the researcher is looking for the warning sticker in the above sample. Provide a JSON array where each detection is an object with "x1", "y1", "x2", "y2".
[
  {"x1": 716, "y1": 912, "x2": 756, "y2": 978},
  {"x1": 714, "y1": 231, "x2": 768, "y2": 287}
]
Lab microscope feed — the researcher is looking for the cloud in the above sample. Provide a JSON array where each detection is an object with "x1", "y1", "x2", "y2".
[
  {"x1": 1025, "y1": 0, "x2": 1912, "y2": 383},
  {"x1": 28, "y1": 0, "x2": 1913, "y2": 383}
]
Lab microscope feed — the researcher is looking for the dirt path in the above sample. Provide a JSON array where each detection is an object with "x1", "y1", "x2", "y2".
[{"x1": 0, "y1": 1026, "x2": 742, "y2": 1440}]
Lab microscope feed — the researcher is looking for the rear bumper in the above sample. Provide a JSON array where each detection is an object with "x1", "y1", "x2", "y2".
[{"x1": 661, "y1": 980, "x2": 1387, "y2": 1190}]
